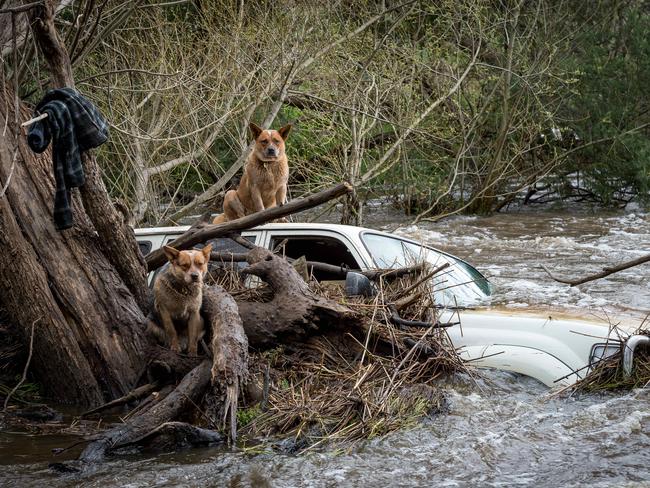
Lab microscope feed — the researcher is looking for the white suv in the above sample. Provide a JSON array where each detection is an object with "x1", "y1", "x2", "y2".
[{"x1": 136, "y1": 223, "x2": 636, "y2": 388}]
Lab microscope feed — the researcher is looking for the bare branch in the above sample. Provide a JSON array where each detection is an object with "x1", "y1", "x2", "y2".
[
  {"x1": 360, "y1": 39, "x2": 481, "y2": 183},
  {"x1": 541, "y1": 254, "x2": 650, "y2": 287}
]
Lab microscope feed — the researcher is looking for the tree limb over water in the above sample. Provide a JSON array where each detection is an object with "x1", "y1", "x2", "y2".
[{"x1": 541, "y1": 253, "x2": 650, "y2": 286}]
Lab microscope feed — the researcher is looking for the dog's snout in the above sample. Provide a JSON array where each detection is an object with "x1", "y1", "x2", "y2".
[
  {"x1": 266, "y1": 147, "x2": 277, "y2": 157},
  {"x1": 190, "y1": 272, "x2": 200, "y2": 281}
]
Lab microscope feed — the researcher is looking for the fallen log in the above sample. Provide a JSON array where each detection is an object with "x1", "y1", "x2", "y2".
[
  {"x1": 145, "y1": 182, "x2": 353, "y2": 271},
  {"x1": 75, "y1": 246, "x2": 439, "y2": 464},
  {"x1": 115, "y1": 421, "x2": 223, "y2": 452},
  {"x1": 79, "y1": 360, "x2": 213, "y2": 463},
  {"x1": 203, "y1": 285, "x2": 249, "y2": 442}
]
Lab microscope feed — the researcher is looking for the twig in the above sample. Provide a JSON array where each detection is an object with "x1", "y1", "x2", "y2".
[
  {"x1": 20, "y1": 112, "x2": 48, "y2": 127},
  {"x1": 80, "y1": 382, "x2": 159, "y2": 418},
  {"x1": 0, "y1": 1, "x2": 43, "y2": 14},
  {"x1": 387, "y1": 305, "x2": 456, "y2": 330},
  {"x1": 3, "y1": 318, "x2": 38, "y2": 411},
  {"x1": 391, "y1": 262, "x2": 450, "y2": 301},
  {"x1": 0, "y1": 148, "x2": 17, "y2": 198},
  {"x1": 272, "y1": 238, "x2": 288, "y2": 254},
  {"x1": 364, "y1": 263, "x2": 425, "y2": 281},
  {"x1": 541, "y1": 253, "x2": 650, "y2": 286}
]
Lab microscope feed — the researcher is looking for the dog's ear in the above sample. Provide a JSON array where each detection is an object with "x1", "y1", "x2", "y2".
[
  {"x1": 163, "y1": 245, "x2": 179, "y2": 263},
  {"x1": 278, "y1": 123, "x2": 292, "y2": 141},
  {"x1": 249, "y1": 122, "x2": 263, "y2": 140},
  {"x1": 202, "y1": 243, "x2": 213, "y2": 261}
]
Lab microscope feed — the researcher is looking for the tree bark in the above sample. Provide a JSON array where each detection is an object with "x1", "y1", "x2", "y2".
[
  {"x1": 204, "y1": 285, "x2": 249, "y2": 441},
  {"x1": 29, "y1": 0, "x2": 149, "y2": 310},
  {"x1": 0, "y1": 1, "x2": 149, "y2": 405},
  {"x1": 237, "y1": 248, "x2": 357, "y2": 349},
  {"x1": 0, "y1": 91, "x2": 148, "y2": 405}
]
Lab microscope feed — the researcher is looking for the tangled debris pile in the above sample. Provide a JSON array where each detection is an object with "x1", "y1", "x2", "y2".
[
  {"x1": 570, "y1": 324, "x2": 650, "y2": 393},
  {"x1": 209, "y1": 261, "x2": 470, "y2": 451}
]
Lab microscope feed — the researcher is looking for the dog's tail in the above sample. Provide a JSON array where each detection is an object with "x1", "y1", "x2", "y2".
[
  {"x1": 212, "y1": 213, "x2": 227, "y2": 224},
  {"x1": 145, "y1": 316, "x2": 167, "y2": 344}
]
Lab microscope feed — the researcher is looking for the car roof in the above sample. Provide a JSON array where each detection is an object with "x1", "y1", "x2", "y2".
[
  {"x1": 134, "y1": 222, "x2": 380, "y2": 237},
  {"x1": 133, "y1": 222, "x2": 467, "y2": 267}
]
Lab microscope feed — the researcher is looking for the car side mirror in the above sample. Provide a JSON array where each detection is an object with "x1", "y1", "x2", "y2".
[{"x1": 345, "y1": 271, "x2": 376, "y2": 297}]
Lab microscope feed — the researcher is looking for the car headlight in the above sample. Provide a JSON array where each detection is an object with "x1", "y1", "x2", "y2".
[{"x1": 589, "y1": 343, "x2": 621, "y2": 366}]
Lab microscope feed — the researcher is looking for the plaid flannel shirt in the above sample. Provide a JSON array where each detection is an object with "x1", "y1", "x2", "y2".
[{"x1": 27, "y1": 88, "x2": 108, "y2": 230}]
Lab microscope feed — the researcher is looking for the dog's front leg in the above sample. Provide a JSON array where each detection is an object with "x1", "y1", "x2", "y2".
[
  {"x1": 250, "y1": 187, "x2": 265, "y2": 213},
  {"x1": 274, "y1": 185, "x2": 288, "y2": 222},
  {"x1": 187, "y1": 311, "x2": 203, "y2": 356},
  {"x1": 160, "y1": 309, "x2": 180, "y2": 353},
  {"x1": 275, "y1": 184, "x2": 287, "y2": 206}
]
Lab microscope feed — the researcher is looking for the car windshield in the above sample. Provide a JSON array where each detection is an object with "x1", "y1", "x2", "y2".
[{"x1": 361, "y1": 232, "x2": 491, "y2": 306}]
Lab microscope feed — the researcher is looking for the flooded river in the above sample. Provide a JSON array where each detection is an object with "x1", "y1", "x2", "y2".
[{"x1": 2, "y1": 208, "x2": 649, "y2": 487}]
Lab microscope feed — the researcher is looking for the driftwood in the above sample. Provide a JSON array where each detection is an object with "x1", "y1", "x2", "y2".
[
  {"x1": 146, "y1": 182, "x2": 353, "y2": 271},
  {"x1": 203, "y1": 285, "x2": 249, "y2": 442},
  {"x1": 115, "y1": 421, "x2": 223, "y2": 452},
  {"x1": 76, "y1": 248, "x2": 357, "y2": 463},
  {"x1": 236, "y1": 247, "x2": 357, "y2": 349},
  {"x1": 80, "y1": 361, "x2": 214, "y2": 463},
  {"x1": 541, "y1": 252, "x2": 650, "y2": 286}
]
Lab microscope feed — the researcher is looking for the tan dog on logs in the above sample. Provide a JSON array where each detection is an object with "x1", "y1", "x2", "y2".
[
  {"x1": 213, "y1": 122, "x2": 291, "y2": 223},
  {"x1": 147, "y1": 245, "x2": 212, "y2": 355}
]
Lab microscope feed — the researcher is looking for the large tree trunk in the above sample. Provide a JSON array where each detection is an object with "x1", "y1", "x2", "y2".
[
  {"x1": 0, "y1": 2, "x2": 149, "y2": 405},
  {"x1": 0, "y1": 88, "x2": 148, "y2": 406}
]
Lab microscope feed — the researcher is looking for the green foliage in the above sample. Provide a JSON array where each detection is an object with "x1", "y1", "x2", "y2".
[
  {"x1": 237, "y1": 405, "x2": 262, "y2": 428},
  {"x1": 561, "y1": 2, "x2": 650, "y2": 205}
]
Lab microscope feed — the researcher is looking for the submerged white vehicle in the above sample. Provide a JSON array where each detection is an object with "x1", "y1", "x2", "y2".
[{"x1": 136, "y1": 223, "x2": 641, "y2": 388}]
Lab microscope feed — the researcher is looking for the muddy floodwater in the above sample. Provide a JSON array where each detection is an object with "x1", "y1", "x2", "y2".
[{"x1": 2, "y1": 208, "x2": 649, "y2": 487}]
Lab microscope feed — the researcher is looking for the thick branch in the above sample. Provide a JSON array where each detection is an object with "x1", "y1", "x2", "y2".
[
  {"x1": 236, "y1": 248, "x2": 357, "y2": 349},
  {"x1": 541, "y1": 253, "x2": 650, "y2": 286},
  {"x1": 28, "y1": 1, "x2": 74, "y2": 88},
  {"x1": 79, "y1": 360, "x2": 213, "y2": 463},
  {"x1": 146, "y1": 182, "x2": 352, "y2": 271}
]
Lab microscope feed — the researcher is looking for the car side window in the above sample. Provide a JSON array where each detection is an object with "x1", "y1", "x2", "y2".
[
  {"x1": 270, "y1": 235, "x2": 360, "y2": 281},
  {"x1": 202, "y1": 236, "x2": 257, "y2": 280},
  {"x1": 204, "y1": 235, "x2": 255, "y2": 253}
]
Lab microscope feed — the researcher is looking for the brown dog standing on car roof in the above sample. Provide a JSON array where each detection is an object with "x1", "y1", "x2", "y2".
[
  {"x1": 213, "y1": 122, "x2": 291, "y2": 224},
  {"x1": 148, "y1": 244, "x2": 212, "y2": 355}
]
